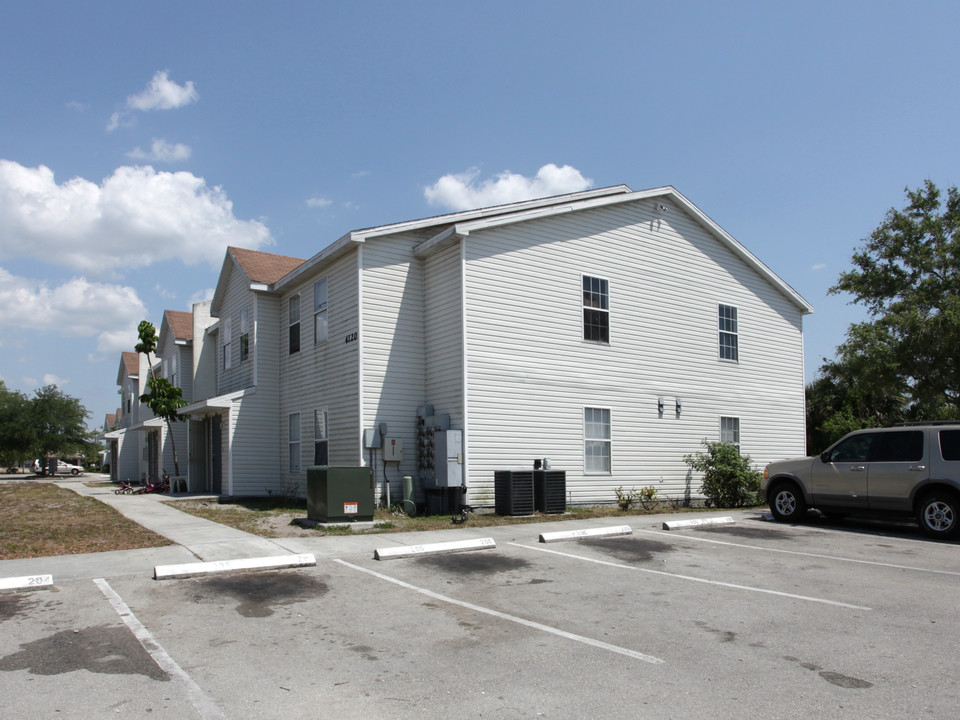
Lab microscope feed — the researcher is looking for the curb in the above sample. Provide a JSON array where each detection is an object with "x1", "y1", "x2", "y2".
[{"x1": 154, "y1": 553, "x2": 317, "y2": 580}]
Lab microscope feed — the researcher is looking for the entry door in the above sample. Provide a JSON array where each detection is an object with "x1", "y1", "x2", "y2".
[
  {"x1": 147, "y1": 430, "x2": 160, "y2": 479},
  {"x1": 211, "y1": 415, "x2": 222, "y2": 495}
]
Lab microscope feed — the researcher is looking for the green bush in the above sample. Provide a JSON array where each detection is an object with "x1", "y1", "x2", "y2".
[{"x1": 683, "y1": 440, "x2": 761, "y2": 508}]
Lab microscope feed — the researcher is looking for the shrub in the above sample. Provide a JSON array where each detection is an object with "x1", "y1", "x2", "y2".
[{"x1": 683, "y1": 440, "x2": 761, "y2": 508}]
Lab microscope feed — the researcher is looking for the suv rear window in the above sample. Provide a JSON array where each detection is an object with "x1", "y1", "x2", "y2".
[
  {"x1": 940, "y1": 430, "x2": 960, "y2": 461},
  {"x1": 869, "y1": 430, "x2": 923, "y2": 462}
]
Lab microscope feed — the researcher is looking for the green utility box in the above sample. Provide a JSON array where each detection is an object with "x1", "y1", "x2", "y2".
[{"x1": 307, "y1": 466, "x2": 375, "y2": 522}]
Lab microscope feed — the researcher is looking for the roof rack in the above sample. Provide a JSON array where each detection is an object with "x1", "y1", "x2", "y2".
[{"x1": 884, "y1": 420, "x2": 960, "y2": 427}]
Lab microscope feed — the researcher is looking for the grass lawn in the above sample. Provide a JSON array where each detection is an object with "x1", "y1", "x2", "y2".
[{"x1": 0, "y1": 482, "x2": 172, "y2": 560}]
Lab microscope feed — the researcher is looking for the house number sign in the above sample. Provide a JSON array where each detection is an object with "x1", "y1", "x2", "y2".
[{"x1": 344, "y1": 332, "x2": 358, "y2": 344}]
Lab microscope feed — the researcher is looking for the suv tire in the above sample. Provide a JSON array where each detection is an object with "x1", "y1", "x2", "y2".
[
  {"x1": 917, "y1": 491, "x2": 959, "y2": 540},
  {"x1": 769, "y1": 481, "x2": 807, "y2": 523}
]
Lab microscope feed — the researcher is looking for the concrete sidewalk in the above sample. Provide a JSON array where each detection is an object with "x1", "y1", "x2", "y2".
[{"x1": 1, "y1": 476, "x2": 744, "y2": 583}]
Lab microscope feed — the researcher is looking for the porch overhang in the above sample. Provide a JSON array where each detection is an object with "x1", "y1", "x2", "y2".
[{"x1": 178, "y1": 388, "x2": 253, "y2": 417}]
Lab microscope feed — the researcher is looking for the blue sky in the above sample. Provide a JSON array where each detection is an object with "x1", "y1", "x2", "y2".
[{"x1": 1, "y1": 1, "x2": 957, "y2": 429}]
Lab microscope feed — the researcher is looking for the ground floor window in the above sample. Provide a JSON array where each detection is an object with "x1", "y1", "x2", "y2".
[
  {"x1": 289, "y1": 413, "x2": 301, "y2": 473},
  {"x1": 584, "y1": 407, "x2": 611, "y2": 473},
  {"x1": 314, "y1": 408, "x2": 328, "y2": 465},
  {"x1": 720, "y1": 416, "x2": 740, "y2": 450}
]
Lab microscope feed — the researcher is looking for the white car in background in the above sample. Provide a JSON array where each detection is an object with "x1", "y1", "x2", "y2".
[{"x1": 32, "y1": 459, "x2": 84, "y2": 476}]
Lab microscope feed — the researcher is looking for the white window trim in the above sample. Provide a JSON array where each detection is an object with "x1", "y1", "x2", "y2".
[
  {"x1": 239, "y1": 307, "x2": 250, "y2": 362},
  {"x1": 289, "y1": 412, "x2": 302, "y2": 473},
  {"x1": 289, "y1": 294, "x2": 301, "y2": 354},
  {"x1": 582, "y1": 274, "x2": 610, "y2": 344},
  {"x1": 720, "y1": 416, "x2": 741, "y2": 450},
  {"x1": 718, "y1": 303, "x2": 739, "y2": 363},
  {"x1": 583, "y1": 406, "x2": 612, "y2": 475},
  {"x1": 314, "y1": 407, "x2": 329, "y2": 466},
  {"x1": 314, "y1": 278, "x2": 328, "y2": 345},
  {"x1": 223, "y1": 318, "x2": 233, "y2": 370}
]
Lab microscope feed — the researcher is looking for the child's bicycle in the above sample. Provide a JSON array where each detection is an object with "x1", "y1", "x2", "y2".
[
  {"x1": 115, "y1": 480, "x2": 136, "y2": 495},
  {"x1": 138, "y1": 470, "x2": 171, "y2": 494}
]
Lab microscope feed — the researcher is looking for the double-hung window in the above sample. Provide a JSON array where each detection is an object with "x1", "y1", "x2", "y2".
[
  {"x1": 239, "y1": 307, "x2": 250, "y2": 362},
  {"x1": 314, "y1": 408, "x2": 329, "y2": 466},
  {"x1": 223, "y1": 319, "x2": 233, "y2": 370},
  {"x1": 314, "y1": 278, "x2": 328, "y2": 344},
  {"x1": 289, "y1": 413, "x2": 301, "y2": 473},
  {"x1": 582, "y1": 276, "x2": 609, "y2": 343},
  {"x1": 719, "y1": 304, "x2": 739, "y2": 361},
  {"x1": 289, "y1": 295, "x2": 301, "y2": 354},
  {"x1": 720, "y1": 416, "x2": 740, "y2": 451},
  {"x1": 584, "y1": 407, "x2": 612, "y2": 473}
]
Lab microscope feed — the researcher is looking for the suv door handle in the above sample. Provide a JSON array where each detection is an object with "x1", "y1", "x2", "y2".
[
  {"x1": 909, "y1": 465, "x2": 926, "y2": 471},
  {"x1": 850, "y1": 466, "x2": 866, "y2": 472}
]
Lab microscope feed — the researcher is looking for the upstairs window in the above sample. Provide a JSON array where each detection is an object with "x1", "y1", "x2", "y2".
[
  {"x1": 582, "y1": 276, "x2": 609, "y2": 343},
  {"x1": 314, "y1": 278, "x2": 328, "y2": 345},
  {"x1": 239, "y1": 307, "x2": 250, "y2": 362},
  {"x1": 719, "y1": 304, "x2": 738, "y2": 361},
  {"x1": 289, "y1": 295, "x2": 301, "y2": 354},
  {"x1": 223, "y1": 319, "x2": 233, "y2": 370}
]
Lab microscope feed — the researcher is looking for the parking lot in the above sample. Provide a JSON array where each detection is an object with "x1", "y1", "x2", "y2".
[{"x1": 2, "y1": 510, "x2": 958, "y2": 719}]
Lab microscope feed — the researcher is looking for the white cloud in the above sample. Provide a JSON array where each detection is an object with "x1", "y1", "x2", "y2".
[
  {"x1": 127, "y1": 70, "x2": 198, "y2": 111},
  {"x1": 0, "y1": 267, "x2": 146, "y2": 355},
  {"x1": 306, "y1": 196, "x2": 332, "y2": 208},
  {"x1": 189, "y1": 288, "x2": 215, "y2": 307},
  {"x1": 42, "y1": 373, "x2": 68, "y2": 388},
  {"x1": 812, "y1": 263, "x2": 826, "y2": 271},
  {"x1": 424, "y1": 164, "x2": 593, "y2": 211},
  {"x1": 127, "y1": 139, "x2": 192, "y2": 163},
  {"x1": 0, "y1": 160, "x2": 273, "y2": 278}
]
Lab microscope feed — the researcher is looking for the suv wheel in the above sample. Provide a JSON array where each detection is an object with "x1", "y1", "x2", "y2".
[
  {"x1": 71, "y1": 468, "x2": 80, "y2": 475},
  {"x1": 769, "y1": 481, "x2": 807, "y2": 523},
  {"x1": 917, "y1": 492, "x2": 959, "y2": 540}
]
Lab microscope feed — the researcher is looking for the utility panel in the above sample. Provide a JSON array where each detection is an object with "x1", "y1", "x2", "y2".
[
  {"x1": 383, "y1": 437, "x2": 403, "y2": 462},
  {"x1": 432, "y1": 430, "x2": 463, "y2": 488}
]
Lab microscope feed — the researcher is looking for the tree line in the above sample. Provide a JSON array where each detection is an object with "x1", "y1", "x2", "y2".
[
  {"x1": 807, "y1": 180, "x2": 960, "y2": 453},
  {"x1": 0, "y1": 383, "x2": 95, "y2": 469}
]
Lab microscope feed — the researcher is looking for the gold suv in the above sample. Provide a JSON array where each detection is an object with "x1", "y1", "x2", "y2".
[{"x1": 762, "y1": 423, "x2": 960, "y2": 539}]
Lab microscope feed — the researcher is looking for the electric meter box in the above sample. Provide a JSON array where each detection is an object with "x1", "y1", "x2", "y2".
[
  {"x1": 307, "y1": 466, "x2": 374, "y2": 522},
  {"x1": 383, "y1": 437, "x2": 403, "y2": 462}
]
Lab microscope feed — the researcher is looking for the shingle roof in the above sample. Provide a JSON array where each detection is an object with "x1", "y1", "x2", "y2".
[
  {"x1": 230, "y1": 247, "x2": 306, "y2": 284},
  {"x1": 164, "y1": 310, "x2": 193, "y2": 341},
  {"x1": 122, "y1": 351, "x2": 139, "y2": 377}
]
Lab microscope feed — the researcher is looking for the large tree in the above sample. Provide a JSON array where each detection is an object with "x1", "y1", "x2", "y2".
[
  {"x1": 29, "y1": 385, "x2": 92, "y2": 459},
  {"x1": 820, "y1": 180, "x2": 960, "y2": 430},
  {"x1": 0, "y1": 381, "x2": 36, "y2": 466}
]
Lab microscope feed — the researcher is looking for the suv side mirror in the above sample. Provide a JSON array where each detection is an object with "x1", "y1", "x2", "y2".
[{"x1": 820, "y1": 450, "x2": 831, "y2": 463}]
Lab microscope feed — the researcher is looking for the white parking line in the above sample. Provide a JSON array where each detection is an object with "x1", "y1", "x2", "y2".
[
  {"x1": 94, "y1": 579, "x2": 225, "y2": 719},
  {"x1": 508, "y1": 543, "x2": 872, "y2": 610},
  {"x1": 333, "y1": 559, "x2": 664, "y2": 665},
  {"x1": 633, "y1": 528, "x2": 960, "y2": 577}
]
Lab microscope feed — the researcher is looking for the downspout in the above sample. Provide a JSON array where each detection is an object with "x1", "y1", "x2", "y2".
[{"x1": 460, "y1": 234, "x2": 469, "y2": 503}]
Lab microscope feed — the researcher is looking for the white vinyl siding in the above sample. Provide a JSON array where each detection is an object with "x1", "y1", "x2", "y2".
[
  {"x1": 460, "y1": 198, "x2": 806, "y2": 506},
  {"x1": 361, "y1": 233, "x2": 432, "y2": 504},
  {"x1": 279, "y1": 251, "x2": 361, "y2": 494}
]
